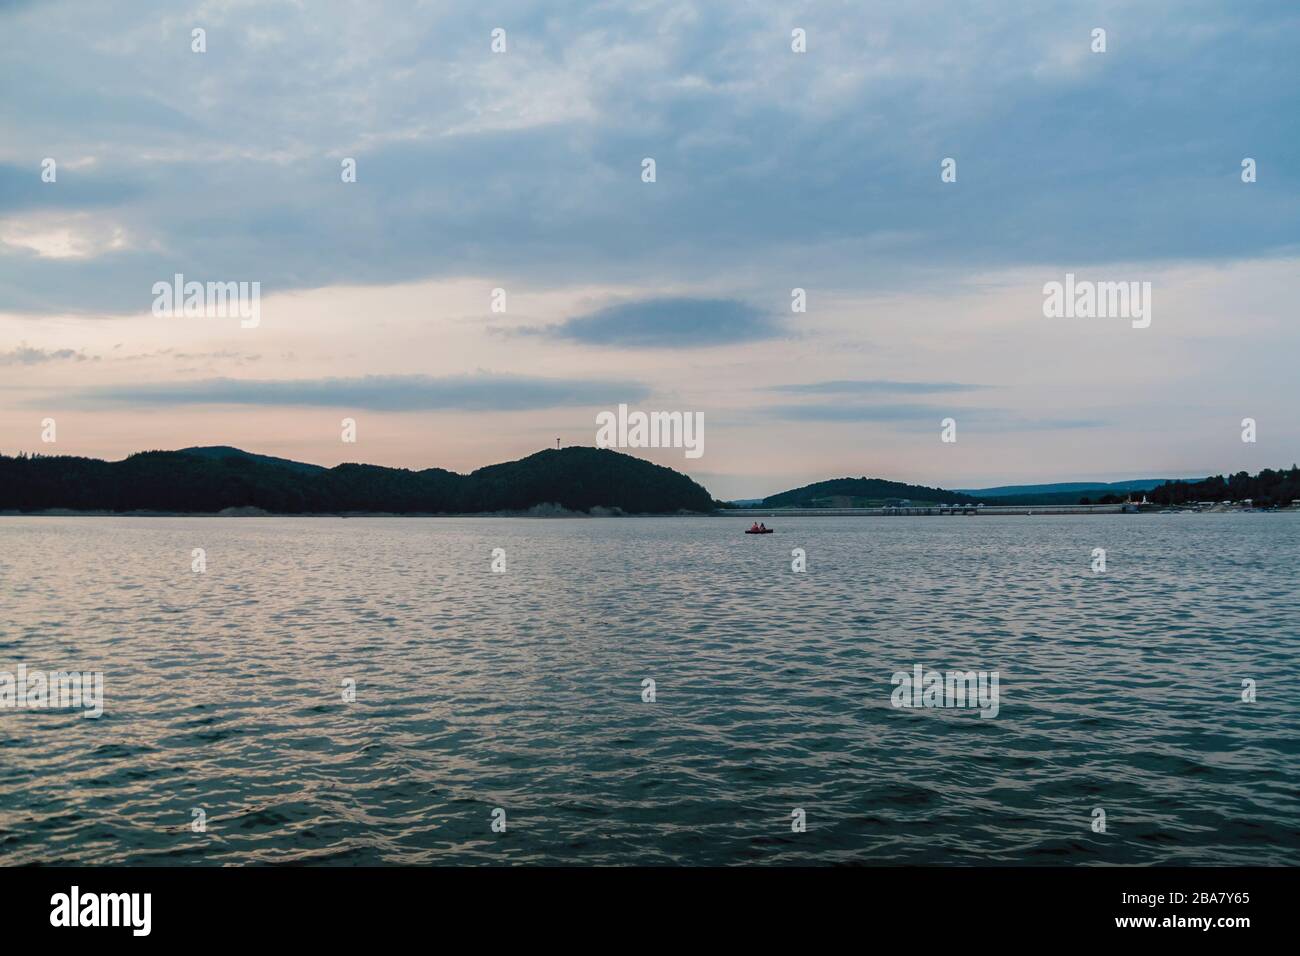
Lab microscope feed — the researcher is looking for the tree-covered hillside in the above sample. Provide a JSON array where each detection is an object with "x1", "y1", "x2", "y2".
[
  {"x1": 0, "y1": 446, "x2": 716, "y2": 514},
  {"x1": 762, "y1": 476, "x2": 980, "y2": 508}
]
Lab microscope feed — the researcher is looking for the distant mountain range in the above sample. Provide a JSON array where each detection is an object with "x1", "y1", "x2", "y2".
[
  {"x1": 953, "y1": 478, "x2": 1200, "y2": 507},
  {"x1": 957, "y1": 479, "x2": 1181, "y2": 497},
  {"x1": 742, "y1": 471, "x2": 1300, "y2": 509},
  {"x1": 741, "y1": 476, "x2": 1208, "y2": 508},
  {"x1": 0, "y1": 446, "x2": 715, "y2": 515}
]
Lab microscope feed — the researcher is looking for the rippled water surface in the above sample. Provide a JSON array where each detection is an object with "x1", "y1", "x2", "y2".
[{"x1": 1, "y1": 514, "x2": 1297, "y2": 865}]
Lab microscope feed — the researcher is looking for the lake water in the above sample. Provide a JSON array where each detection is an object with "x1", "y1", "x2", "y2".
[{"x1": 1, "y1": 514, "x2": 1296, "y2": 865}]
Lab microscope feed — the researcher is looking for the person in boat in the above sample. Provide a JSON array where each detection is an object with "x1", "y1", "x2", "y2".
[
  {"x1": 750, "y1": 521, "x2": 762, "y2": 532},
  {"x1": 758, "y1": 522, "x2": 767, "y2": 531}
]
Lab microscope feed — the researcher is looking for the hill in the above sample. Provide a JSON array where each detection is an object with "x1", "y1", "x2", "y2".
[
  {"x1": 761, "y1": 476, "x2": 980, "y2": 508},
  {"x1": 0, "y1": 446, "x2": 715, "y2": 515},
  {"x1": 179, "y1": 445, "x2": 327, "y2": 474}
]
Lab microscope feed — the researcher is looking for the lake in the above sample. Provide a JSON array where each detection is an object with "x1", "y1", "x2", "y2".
[{"x1": 1, "y1": 514, "x2": 1296, "y2": 865}]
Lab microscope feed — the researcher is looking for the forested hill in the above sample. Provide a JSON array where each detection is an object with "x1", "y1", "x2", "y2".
[
  {"x1": 762, "y1": 476, "x2": 980, "y2": 508},
  {"x1": 0, "y1": 446, "x2": 716, "y2": 515}
]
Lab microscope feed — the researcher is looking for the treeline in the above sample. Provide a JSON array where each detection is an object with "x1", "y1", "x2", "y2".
[
  {"x1": 0, "y1": 446, "x2": 716, "y2": 514},
  {"x1": 1145, "y1": 467, "x2": 1300, "y2": 508}
]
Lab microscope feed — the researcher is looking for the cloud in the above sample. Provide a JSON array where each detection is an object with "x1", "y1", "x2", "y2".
[
  {"x1": 0, "y1": 212, "x2": 130, "y2": 259},
  {"x1": 6, "y1": 2, "x2": 1296, "y2": 316},
  {"x1": 0, "y1": 343, "x2": 95, "y2": 365},
  {"x1": 766, "y1": 380, "x2": 992, "y2": 395},
  {"x1": 765, "y1": 402, "x2": 962, "y2": 423},
  {"x1": 541, "y1": 297, "x2": 783, "y2": 348},
  {"x1": 59, "y1": 373, "x2": 649, "y2": 411},
  {"x1": 764, "y1": 402, "x2": 1106, "y2": 430}
]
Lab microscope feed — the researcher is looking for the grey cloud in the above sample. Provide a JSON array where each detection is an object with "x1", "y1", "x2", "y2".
[
  {"x1": 541, "y1": 297, "x2": 783, "y2": 348},
  {"x1": 58, "y1": 373, "x2": 650, "y2": 411},
  {"x1": 767, "y1": 380, "x2": 993, "y2": 395},
  {"x1": 112, "y1": 349, "x2": 262, "y2": 363},
  {"x1": 0, "y1": 161, "x2": 144, "y2": 215},
  {"x1": 765, "y1": 403, "x2": 963, "y2": 423},
  {"x1": 765, "y1": 402, "x2": 1107, "y2": 430},
  {"x1": 0, "y1": 344, "x2": 95, "y2": 365},
  {"x1": 4, "y1": 1, "x2": 1298, "y2": 316}
]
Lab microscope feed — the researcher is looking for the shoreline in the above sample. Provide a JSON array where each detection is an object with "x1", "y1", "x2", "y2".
[
  {"x1": 0, "y1": 507, "x2": 712, "y2": 519},
  {"x1": 2, "y1": 507, "x2": 1294, "y2": 519}
]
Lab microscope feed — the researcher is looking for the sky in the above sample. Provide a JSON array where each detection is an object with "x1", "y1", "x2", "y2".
[{"x1": 1, "y1": 0, "x2": 1297, "y2": 500}]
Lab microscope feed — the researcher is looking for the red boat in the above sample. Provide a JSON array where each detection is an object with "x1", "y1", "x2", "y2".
[{"x1": 745, "y1": 524, "x2": 774, "y2": 534}]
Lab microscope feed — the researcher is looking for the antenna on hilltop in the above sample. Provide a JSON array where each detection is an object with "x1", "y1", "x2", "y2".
[{"x1": 556, "y1": 438, "x2": 561, "y2": 450}]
